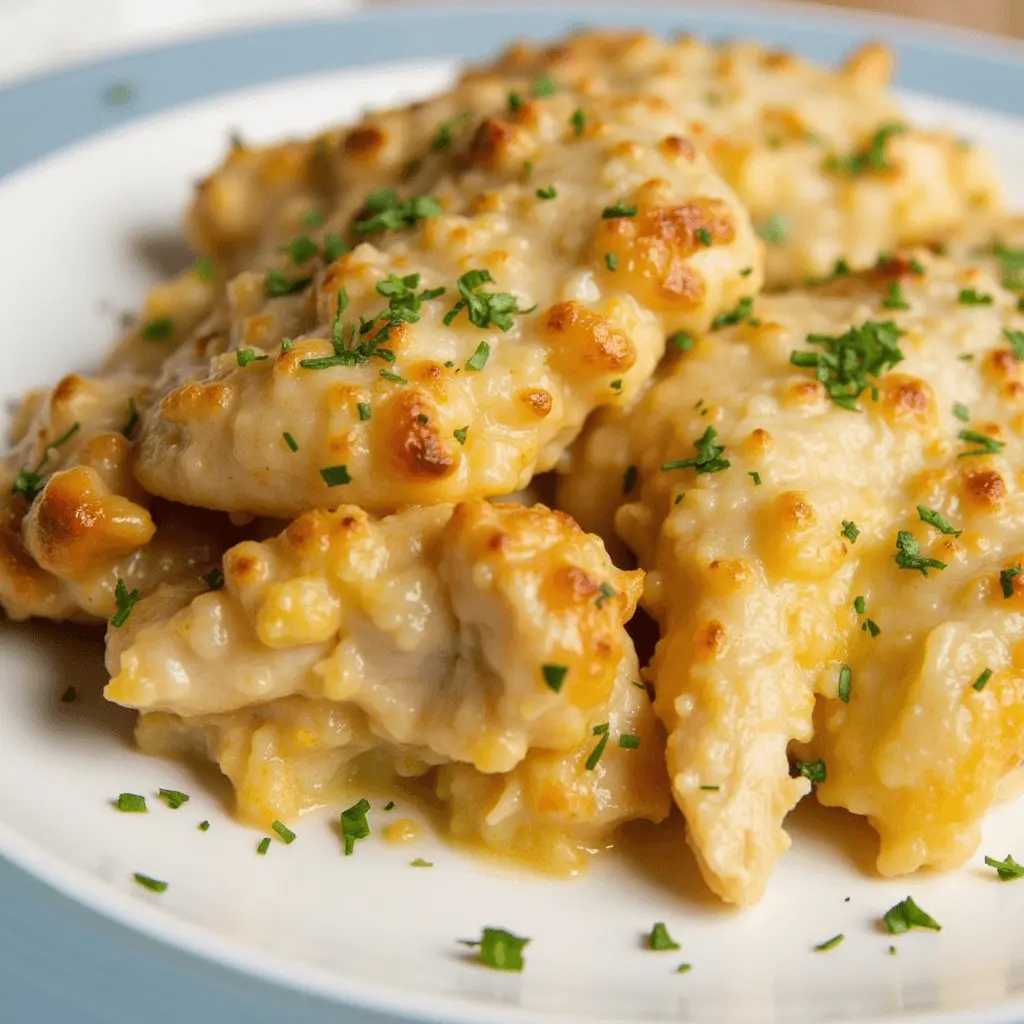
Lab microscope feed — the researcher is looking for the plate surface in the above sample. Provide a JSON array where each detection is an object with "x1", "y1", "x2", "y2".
[{"x1": 5, "y1": 7, "x2": 1024, "y2": 1024}]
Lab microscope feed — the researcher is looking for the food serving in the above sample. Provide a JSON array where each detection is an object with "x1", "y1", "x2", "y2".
[{"x1": 4, "y1": 28, "x2": 1023, "y2": 942}]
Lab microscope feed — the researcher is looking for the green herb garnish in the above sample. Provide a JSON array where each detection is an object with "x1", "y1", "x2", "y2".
[
  {"x1": 838, "y1": 665, "x2": 852, "y2": 704},
  {"x1": 541, "y1": 664, "x2": 567, "y2": 692},
  {"x1": 133, "y1": 873, "x2": 167, "y2": 893},
  {"x1": 794, "y1": 759, "x2": 826, "y2": 784},
  {"x1": 957, "y1": 429, "x2": 1004, "y2": 458},
  {"x1": 985, "y1": 853, "x2": 1024, "y2": 880},
  {"x1": 141, "y1": 317, "x2": 173, "y2": 341},
  {"x1": 814, "y1": 934, "x2": 844, "y2": 952},
  {"x1": 444, "y1": 269, "x2": 532, "y2": 331},
  {"x1": 917, "y1": 505, "x2": 961, "y2": 537},
  {"x1": 883, "y1": 896, "x2": 941, "y2": 934},
  {"x1": 319, "y1": 465, "x2": 351, "y2": 487},
  {"x1": 957, "y1": 288, "x2": 993, "y2": 306},
  {"x1": 648, "y1": 922, "x2": 680, "y2": 951},
  {"x1": 340, "y1": 798, "x2": 371, "y2": 855},
  {"x1": 711, "y1": 297, "x2": 755, "y2": 330},
  {"x1": 460, "y1": 928, "x2": 529, "y2": 971},
  {"x1": 973, "y1": 668, "x2": 993, "y2": 691},
  {"x1": 264, "y1": 269, "x2": 312, "y2": 298},
  {"x1": 1000, "y1": 566, "x2": 1021, "y2": 597},
  {"x1": 117, "y1": 793, "x2": 147, "y2": 813},
  {"x1": 272, "y1": 820, "x2": 296, "y2": 845},
  {"x1": 756, "y1": 214, "x2": 788, "y2": 246},
  {"x1": 660, "y1": 426, "x2": 730, "y2": 475},
  {"x1": 604, "y1": 253, "x2": 618, "y2": 271},
  {"x1": 236, "y1": 349, "x2": 268, "y2": 368},
  {"x1": 535, "y1": 185, "x2": 557, "y2": 200},
  {"x1": 157, "y1": 789, "x2": 189, "y2": 810},
  {"x1": 111, "y1": 578, "x2": 141, "y2": 628},
  {"x1": 354, "y1": 189, "x2": 443, "y2": 234},
  {"x1": 894, "y1": 531, "x2": 946, "y2": 576},
  {"x1": 453, "y1": 426, "x2": 469, "y2": 445}
]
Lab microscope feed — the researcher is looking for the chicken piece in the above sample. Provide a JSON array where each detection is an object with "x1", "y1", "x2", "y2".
[
  {"x1": 106, "y1": 500, "x2": 647, "y2": 783},
  {"x1": 437, "y1": 645, "x2": 669, "y2": 872},
  {"x1": 558, "y1": 250, "x2": 1024, "y2": 902},
  {"x1": 469, "y1": 32, "x2": 1002, "y2": 286},
  {"x1": 133, "y1": 86, "x2": 761, "y2": 517},
  {"x1": 0, "y1": 372, "x2": 231, "y2": 622}
]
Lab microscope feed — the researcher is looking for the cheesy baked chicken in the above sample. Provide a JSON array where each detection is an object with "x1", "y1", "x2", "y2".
[
  {"x1": 559, "y1": 249, "x2": 1024, "y2": 903},
  {"x1": 467, "y1": 32, "x2": 1002, "y2": 286},
  {"x1": 104, "y1": 500, "x2": 671, "y2": 863},
  {"x1": 132, "y1": 85, "x2": 761, "y2": 518}
]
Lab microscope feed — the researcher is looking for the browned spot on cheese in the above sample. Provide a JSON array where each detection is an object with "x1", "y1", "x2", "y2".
[
  {"x1": 744, "y1": 427, "x2": 774, "y2": 455},
  {"x1": 51, "y1": 374, "x2": 87, "y2": 410},
  {"x1": 696, "y1": 619, "x2": 727, "y2": 658},
  {"x1": 383, "y1": 391, "x2": 459, "y2": 479},
  {"x1": 962, "y1": 467, "x2": 1006, "y2": 510},
  {"x1": 344, "y1": 125, "x2": 387, "y2": 159},
  {"x1": 785, "y1": 379, "x2": 827, "y2": 406},
  {"x1": 658, "y1": 135, "x2": 698, "y2": 161},
  {"x1": 467, "y1": 117, "x2": 517, "y2": 170},
  {"x1": 880, "y1": 374, "x2": 935, "y2": 426},
  {"x1": 22, "y1": 466, "x2": 154, "y2": 580},
  {"x1": 160, "y1": 381, "x2": 233, "y2": 423},
  {"x1": 551, "y1": 564, "x2": 600, "y2": 602},
  {"x1": 542, "y1": 301, "x2": 636, "y2": 375},
  {"x1": 518, "y1": 388, "x2": 553, "y2": 417}
]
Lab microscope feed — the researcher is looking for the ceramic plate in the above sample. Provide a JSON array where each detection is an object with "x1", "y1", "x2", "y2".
[{"x1": 5, "y1": 5, "x2": 1024, "y2": 1023}]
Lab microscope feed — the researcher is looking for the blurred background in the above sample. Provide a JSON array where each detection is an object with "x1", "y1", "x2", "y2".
[{"x1": 0, "y1": 0, "x2": 1020, "y2": 86}]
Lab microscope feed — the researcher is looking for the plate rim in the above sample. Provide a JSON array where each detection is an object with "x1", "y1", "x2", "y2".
[{"x1": 4, "y1": 5, "x2": 1024, "y2": 1023}]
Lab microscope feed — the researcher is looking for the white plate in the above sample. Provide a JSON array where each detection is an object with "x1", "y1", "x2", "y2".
[{"x1": 5, "y1": 9, "x2": 1024, "y2": 1024}]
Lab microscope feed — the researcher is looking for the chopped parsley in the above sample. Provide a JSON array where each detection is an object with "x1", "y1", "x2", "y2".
[
  {"x1": 756, "y1": 213, "x2": 788, "y2": 246},
  {"x1": 838, "y1": 665, "x2": 852, "y2": 704},
  {"x1": 789, "y1": 319, "x2": 904, "y2": 411},
  {"x1": 794, "y1": 759, "x2": 826, "y2": 784},
  {"x1": 157, "y1": 789, "x2": 189, "y2": 810},
  {"x1": 648, "y1": 922, "x2": 681, "y2": 951},
  {"x1": 357, "y1": 403, "x2": 372, "y2": 422},
  {"x1": 141, "y1": 316, "x2": 173, "y2": 341},
  {"x1": 814, "y1": 934, "x2": 844, "y2": 952},
  {"x1": 660, "y1": 426, "x2": 730, "y2": 475},
  {"x1": 282, "y1": 235, "x2": 319, "y2": 264},
  {"x1": 11, "y1": 468, "x2": 45, "y2": 503},
  {"x1": 111, "y1": 578, "x2": 141, "y2": 628},
  {"x1": 507, "y1": 92, "x2": 523, "y2": 113},
  {"x1": 444, "y1": 269, "x2": 532, "y2": 331},
  {"x1": 453, "y1": 426, "x2": 469, "y2": 445},
  {"x1": 60, "y1": 686, "x2": 77, "y2": 703},
  {"x1": 199, "y1": 821, "x2": 210, "y2": 832},
  {"x1": 272, "y1": 820, "x2": 297, "y2": 845},
  {"x1": 863, "y1": 619, "x2": 881, "y2": 638},
  {"x1": 236, "y1": 349, "x2": 268, "y2": 368},
  {"x1": 354, "y1": 189, "x2": 443, "y2": 234},
  {"x1": 379, "y1": 369, "x2": 407, "y2": 384},
  {"x1": 711, "y1": 297, "x2": 755, "y2": 330},
  {"x1": 973, "y1": 668, "x2": 993, "y2": 692},
  {"x1": 1000, "y1": 566, "x2": 1021, "y2": 598},
  {"x1": 123, "y1": 398, "x2": 140, "y2": 440},
  {"x1": 595, "y1": 582, "x2": 616, "y2": 607},
  {"x1": 882, "y1": 282, "x2": 909, "y2": 310},
  {"x1": 618, "y1": 734, "x2": 640, "y2": 749},
  {"x1": 319, "y1": 465, "x2": 351, "y2": 487},
  {"x1": 749, "y1": 471, "x2": 761, "y2": 486},
  {"x1": 532, "y1": 75, "x2": 556, "y2": 97},
  {"x1": 204, "y1": 567, "x2": 224, "y2": 590},
  {"x1": 854, "y1": 596, "x2": 866, "y2": 614},
  {"x1": 917, "y1": 505, "x2": 961, "y2": 537},
  {"x1": 670, "y1": 331, "x2": 694, "y2": 352},
  {"x1": 281, "y1": 339, "x2": 294, "y2": 353},
  {"x1": 340, "y1": 798, "x2": 371, "y2": 855},
  {"x1": 993, "y1": 241, "x2": 1024, "y2": 289},
  {"x1": 461, "y1": 927, "x2": 529, "y2": 972},
  {"x1": 282, "y1": 431, "x2": 299, "y2": 452},
  {"x1": 300, "y1": 284, "x2": 407, "y2": 371},
  {"x1": 383, "y1": 801, "x2": 395, "y2": 811},
  {"x1": 984, "y1": 853, "x2": 1024, "y2": 880},
  {"x1": 257, "y1": 837, "x2": 271, "y2": 856},
  {"x1": 431, "y1": 110, "x2": 472, "y2": 152},
  {"x1": 957, "y1": 288, "x2": 993, "y2": 306},
  {"x1": 541, "y1": 664, "x2": 568, "y2": 692},
  {"x1": 676, "y1": 964, "x2": 693, "y2": 974},
  {"x1": 604, "y1": 252, "x2": 618, "y2": 271},
  {"x1": 535, "y1": 185, "x2": 557, "y2": 200},
  {"x1": 894, "y1": 531, "x2": 946, "y2": 576},
  {"x1": 411, "y1": 858, "x2": 434, "y2": 868},
  {"x1": 610, "y1": 379, "x2": 623, "y2": 390},
  {"x1": 133, "y1": 874, "x2": 168, "y2": 893},
  {"x1": 824, "y1": 123, "x2": 906, "y2": 175},
  {"x1": 601, "y1": 200, "x2": 638, "y2": 219},
  {"x1": 957, "y1": 429, "x2": 1004, "y2": 458},
  {"x1": 465, "y1": 341, "x2": 490, "y2": 371},
  {"x1": 323, "y1": 233, "x2": 348, "y2": 262},
  {"x1": 700, "y1": 785, "x2": 720, "y2": 792},
  {"x1": 883, "y1": 896, "x2": 941, "y2": 934},
  {"x1": 586, "y1": 729, "x2": 610, "y2": 771},
  {"x1": 302, "y1": 208, "x2": 324, "y2": 228},
  {"x1": 116, "y1": 793, "x2": 147, "y2": 813},
  {"x1": 695, "y1": 227, "x2": 713, "y2": 247},
  {"x1": 953, "y1": 403, "x2": 970, "y2": 422},
  {"x1": 193, "y1": 257, "x2": 216, "y2": 282},
  {"x1": 264, "y1": 269, "x2": 312, "y2": 298},
  {"x1": 622, "y1": 465, "x2": 637, "y2": 494},
  {"x1": 570, "y1": 109, "x2": 587, "y2": 136}
]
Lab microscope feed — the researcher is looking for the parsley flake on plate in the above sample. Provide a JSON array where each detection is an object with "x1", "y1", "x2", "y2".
[
  {"x1": 411, "y1": 858, "x2": 434, "y2": 868},
  {"x1": 272, "y1": 820, "x2": 296, "y2": 845},
  {"x1": 257, "y1": 837, "x2": 271, "y2": 856},
  {"x1": 460, "y1": 927, "x2": 530, "y2": 972},
  {"x1": 340, "y1": 798, "x2": 371, "y2": 855},
  {"x1": 157, "y1": 789, "x2": 189, "y2": 810},
  {"x1": 883, "y1": 896, "x2": 941, "y2": 934},
  {"x1": 814, "y1": 934, "x2": 844, "y2": 952},
  {"x1": 199, "y1": 821, "x2": 210, "y2": 832},
  {"x1": 133, "y1": 873, "x2": 168, "y2": 893},
  {"x1": 985, "y1": 853, "x2": 1024, "y2": 880},
  {"x1": 116, "y1": 793, "x2": 147, "y2": 813},
  {"x1": 648, "y1": 922, "x2": 681, "y2": 951}
]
